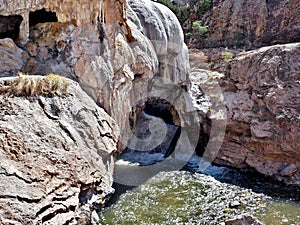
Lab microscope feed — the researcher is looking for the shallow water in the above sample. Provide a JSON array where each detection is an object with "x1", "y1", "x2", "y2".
[{"x1": 98, "y1": 152, "x2": 300, "y2": 225}]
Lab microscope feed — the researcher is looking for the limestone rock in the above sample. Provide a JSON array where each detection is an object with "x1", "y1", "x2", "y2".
[
  {"x1": 126, "y1": 111, "x2": 180, "y2": 157},
  {"x1": 190, "y1": 43, "x2": 300, "y2": 185},
  {"x1": 0, "y1": 76, "x2": 118, "y2": 224},
  {"x1": 0, "y1": 0, "x2": 190, "y2": 151}
]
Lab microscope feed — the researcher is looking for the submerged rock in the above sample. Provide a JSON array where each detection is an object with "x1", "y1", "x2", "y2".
[
  {"x1": 0, "y1": 76, "x2": 118, "y2": 224},
  {"x1": 225, "y1": 215, "x2": 263, "y2": 225}
]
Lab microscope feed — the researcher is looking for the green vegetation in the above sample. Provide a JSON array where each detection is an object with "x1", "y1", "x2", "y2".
[
  {"x1": 223, "y1": 51, "x2": 232, "y2": 63},
  {"x1": 192, "y1": 20, "x2": 208, "y2": 36},
  {"x1": 153, "y1": 0, "x2": 190, "y2": 24},
  {"x1": 185, "y1": 32, "x2": 192, "y2": 37},
  {"x1": 198, "y1": 0, "x2": 212, "y2": 15}
]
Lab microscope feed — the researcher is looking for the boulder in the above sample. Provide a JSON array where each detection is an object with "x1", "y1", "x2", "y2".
[
  {"x1": 190, "y1": 43, "x2": 300, "y2": 185},
  {"x1": 0, "y1": 76, "x2": 118, "y2": 224},
  {"x1": 0, "y1": 38, "x2": 24, "y2": 76}
]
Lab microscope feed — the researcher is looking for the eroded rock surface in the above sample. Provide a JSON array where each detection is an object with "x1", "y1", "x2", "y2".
[
  {"x1": 0, "y1": 76, "x2": 118, "y2": 224},
  {"x1": 0, "y1": 0, "x2": 190, "y2": 150},
  {"x1": 187, "y1": 0, "x2": 300, "y2": 49},
  {"x1": 190, "y1": 43, "x2": 300, "y2": 185}
]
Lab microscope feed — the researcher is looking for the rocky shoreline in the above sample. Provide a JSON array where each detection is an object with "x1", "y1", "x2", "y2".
[{"x1": 189, "y1": 43, "x2": 300, "y2": 186}]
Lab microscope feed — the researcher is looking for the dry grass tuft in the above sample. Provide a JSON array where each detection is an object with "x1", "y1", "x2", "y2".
[{"x1": 0, "y1": 73, "x2": 71, "y2": 97}]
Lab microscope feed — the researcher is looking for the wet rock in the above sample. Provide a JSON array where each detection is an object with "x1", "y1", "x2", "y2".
[
  {"x1": 127, "y1": 111, "x2": 180, "y2": 157},
  {"x1": 0, "y1": 76, "x2": 118, "y2": 224},
  {"x1": 225, "y1": 215, "x2": 264, "y2": 225}
]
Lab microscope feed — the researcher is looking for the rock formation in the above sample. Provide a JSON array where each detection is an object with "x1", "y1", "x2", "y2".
[
  {"x1": 0, "y1": 0, "x2": 192, "y2": 222},
  {"x1": 225, "y1": 215, "x2": 263, "y2": 225},
  {"x1": 0, "y1": 0, "x2": 190, "y2": 150},
  {"x1": 190, "y1": 43, "x2": 300, "y2": 185},
  {"x1": 185, "y1": 0, "x2": 300, "y2": 49},
  {"x1": 0, "y1": 76, "x2": 118, "y2": 224}
]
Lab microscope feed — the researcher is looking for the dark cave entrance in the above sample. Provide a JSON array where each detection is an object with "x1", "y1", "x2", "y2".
[
  {"x1": 142, "y1": 97, "x2": 179, "y2": 126},
  {"x1": 0, "y1": 15, "x2": 23, "y2": 41},
  {"x1": 127, "y1": 97, "x2": 182, "y2": 158},
  {"x1": 29, "y1": 9, "x2": 58, "y2": 27}
]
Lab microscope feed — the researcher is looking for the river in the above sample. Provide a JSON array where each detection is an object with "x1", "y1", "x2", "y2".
[{"x1": 98, "y1": 151, "x2": 300, "y2": 225}]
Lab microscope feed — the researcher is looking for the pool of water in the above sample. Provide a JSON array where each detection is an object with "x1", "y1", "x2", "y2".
[{"x1": 98, "y1": 153, "x2": 300, "y2": 225}]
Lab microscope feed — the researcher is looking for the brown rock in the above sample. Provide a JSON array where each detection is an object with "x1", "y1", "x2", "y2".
[
  {"x1": 1, "y1": 0, "x2": 190, "y2": 151},
  {"x1": 225, "y1": 215, "x2": 264, "y2": 225},
  {"x1": 0, "y1": 76, "x2": 118, "y2": 224},
  {"x1": 188, "y1": 0, "x2": 300, "y2": 49},
  {"x1": 280, "y1": 164, "x2": 298, "y2": 177},
  {"x1": 190, "y1": 43, "x2": 300, "y2": 185},
  {"x1": 0, "y1": 38, "x2": 24, "y2": 75}
]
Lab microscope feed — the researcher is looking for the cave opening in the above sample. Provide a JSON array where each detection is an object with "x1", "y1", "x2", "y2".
[
  {"x1": 125, "y1": 97, "x2": 182, "y2": 160},
  {"x1": 143, "y1": 98, "x2": 179, "y2": 125},
  {"x1": 0, "y1": 15, "x2": 23, "y2": 41},
  {"x1": 29, "y1": 9, "x2": 58, "y2": 27}
]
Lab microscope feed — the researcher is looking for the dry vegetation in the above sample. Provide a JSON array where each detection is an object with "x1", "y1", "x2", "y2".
[{"x1": 0, "y1": 73, "x2": 70, "y2": 97}]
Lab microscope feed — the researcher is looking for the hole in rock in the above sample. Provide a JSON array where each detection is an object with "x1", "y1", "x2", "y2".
[
  {"x1": 29, "y1": 9, "x2": 58, "y2": 27},
  {"x1": 0, "y1": 15, "x2": 23, "y2": 41},
  {"x1": 126, "y1": 97, "x2": 182, "y2": 160},
  {"x1": 143, "y1": 97, "x2": 179, "y2": 125}
]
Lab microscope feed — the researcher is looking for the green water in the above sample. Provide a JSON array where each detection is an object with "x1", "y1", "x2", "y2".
[{"x1": 98, "y1": 171, "x2": 300, "y2": 225}]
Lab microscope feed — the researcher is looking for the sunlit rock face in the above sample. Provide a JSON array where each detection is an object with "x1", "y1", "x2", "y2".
[
  {"x1": 0, "y1": 0, "x2": 191, "y2": 223},
  {"x1": 187, "y1": 0, "x2": 300, "y2": 49},
  {"x1": 190, "y1": 43, "x2": 300, "y2": 185},
  {"x1": 0, "y1": 76, "x2": 118, "y2": 224},
  {"x1": 0, "y1": 0, "x2": 190, "y2": 149}
]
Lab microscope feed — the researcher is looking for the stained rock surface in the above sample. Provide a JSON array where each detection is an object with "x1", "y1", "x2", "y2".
[
  {"x1": 190, "y1": 43, "x2": 300, "y2": 185},
  {"x1": 0, "y1": 76, "x2": 118, "y2": 224},
  {"x1": 187, "y1": 0, "x2": 300, "y2": 49}
]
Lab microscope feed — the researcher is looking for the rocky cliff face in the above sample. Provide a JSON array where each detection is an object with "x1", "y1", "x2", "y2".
[
  {"x1": 186, "y1": 0, "x2": 300, "y2": 49},
  {"x1": 0, "y1": 0, "x2": 189, "y2": 150},
  {"x1": 0, "y1": 76, "x2": 118, "y2": 224},
  {"x1": 0, "y1": 0, "x2": 191, "y2": 222},
  {"x1": 190, "y1": 43, "x2": 300, "y2": 185}
]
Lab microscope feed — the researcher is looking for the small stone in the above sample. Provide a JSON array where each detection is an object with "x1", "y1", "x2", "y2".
[
  {"x1": 280, "y1": 164, "x2": 297, "y2": 177},
  {"x1": 229, "y1": 201, "x2": 241, "y2": 208},
  {"x1": 225, "y1": 215, "x2": 264, "y2": 225}
]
